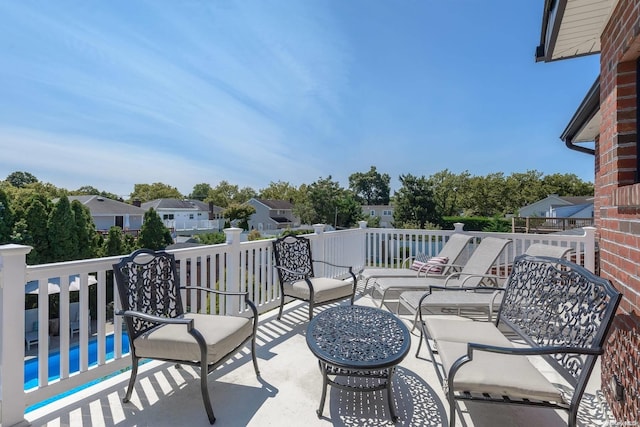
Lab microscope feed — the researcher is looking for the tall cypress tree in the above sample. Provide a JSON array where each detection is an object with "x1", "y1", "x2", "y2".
[
  {"x1": 24, "y1": 198, "x2": 50, "y2": 264},
  {"x1": 104, "y1": 226, "x2": 126, "y2": 256},
  {"x1": 71, "y1": 200, "x2": 97, "y2": 259},
  {"x1": 0, "y1": 189, "x2": 14, "y2": 244},
  {"x1": 138, "y1": 208, "x2": 173, "y2": 250},
  {"x1": 48, "y1": 195, "x2": 77, "y2": 262}
]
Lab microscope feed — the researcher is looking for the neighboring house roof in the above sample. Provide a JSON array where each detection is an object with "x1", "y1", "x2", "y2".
[
  {"x1": 141, "y1": 199, "x2": 224, "y2": 215},
  {"x1": 65, "y1": 195, "x2": 146, "y2": 216},
  {"x1": 519, "y1": 194, "x2": 594, "y2": 214},
  {"x1": 251, "y1": 199, "x2": 294, "y2": 210}
]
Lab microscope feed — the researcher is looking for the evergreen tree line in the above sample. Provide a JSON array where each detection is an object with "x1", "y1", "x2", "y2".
[
  {"x1": 0, "y1": 167, "x2": 594, "y2": 262},
  {"x1": 0, "y1": 190, "x2": 172, "y2": 264}
]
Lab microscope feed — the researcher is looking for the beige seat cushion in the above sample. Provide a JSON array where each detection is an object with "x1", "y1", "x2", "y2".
[
  {"x1": 133, "y1": 313, "x2": 253, "y2": 364},
  {"x1": 424, "y1": 317, "x2": 508, "y2": 345},
  {"x1": 402, "y1": 289, "x2": 502, "y2": 312},
  {"x1": 436, "y1": 339, "x2": 564, "y2": 402},
  {"x1": 285, "y1": 277, "x2": 353, "y2": 303}
]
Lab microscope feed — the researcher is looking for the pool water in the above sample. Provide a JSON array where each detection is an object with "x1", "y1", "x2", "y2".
[{"x1": 25, "y1": 333, "x2": 131, "y2": 412}]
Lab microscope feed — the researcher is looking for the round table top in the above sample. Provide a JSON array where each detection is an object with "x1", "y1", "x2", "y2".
[{"x1": 306, "y1": 305, "x2": 411, "y2": 370}]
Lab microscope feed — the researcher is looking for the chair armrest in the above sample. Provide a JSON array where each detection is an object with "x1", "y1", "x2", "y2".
[
  {"x1": 428, "y1": 284, "x2": 506, "y2": 293},
  {"x1": 312, "y1": 260, "x2": 357, "y2": 283},
  {"x1": 467, "y1": 342, "x2": 604, "y2": 357},
  {"x1": 181, "y1": 286, "x2": 258, "y2": 319},
  {"x1": 459, "y1": 273, "x2": 504, "y2": 287},
  {"x1": 312, "y1": 259, "x2": 354, "y2": 271},
  {"x1": 182, "y1": 286, "x2": 249, "y2": 297},
  {"x1": 116, "y1": 310, "x2": 194, "y2": 328},
  {"x1": 401, "y1": 255, "x2": 416, "y2": 268}
]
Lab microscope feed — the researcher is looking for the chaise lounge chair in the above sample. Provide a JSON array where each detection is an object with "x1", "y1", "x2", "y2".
[
  {"x1": 359, "y1": 233, "x2": 473, "y2": 293},
  {"x1": 398, "y1": 243, "x2": 575, "y2": 326},
  {"x1": 371, "y1": 236, "x2": 512, "y2": 309}
]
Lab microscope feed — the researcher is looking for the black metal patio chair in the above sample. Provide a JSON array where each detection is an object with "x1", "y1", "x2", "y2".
[
  {"x1": 113, "y1": 248, "x2": 260, "y2": 425},
  {"x1": 272, "y1": 235, "x2": 357, "y2": 320}
]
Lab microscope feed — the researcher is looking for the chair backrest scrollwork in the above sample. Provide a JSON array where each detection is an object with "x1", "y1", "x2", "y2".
[
  {"x1": 113, "y1": 249, "x2": 184, "y2": 340},
  {"x1": 272, "y1": 235, "x2": 315, "y2": 283}
]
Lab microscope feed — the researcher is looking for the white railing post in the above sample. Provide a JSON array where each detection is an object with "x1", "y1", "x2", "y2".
[
  {"x1": 312, "y1": 224, "x2": 326, "y2": 277},
  {"x1": 453, "y1": 222, "x2": 465, "y2": 233},
  {"x1": 583, "y1": 226, "x2": 597, "y2": 273},
  {"x1": 0, "y1": 244, "x2": 32, "y2": 427},
  {"x1": 358, "y1": 221, "x2": 368, "y2": 270},
  {"x1": 224, "y1": 228, "x2": 242, "y2": 315}
]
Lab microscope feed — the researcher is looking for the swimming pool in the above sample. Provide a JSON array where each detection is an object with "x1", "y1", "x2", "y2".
[{"x1": 25, "y1": 333, "x2": 131, "y2": 412}]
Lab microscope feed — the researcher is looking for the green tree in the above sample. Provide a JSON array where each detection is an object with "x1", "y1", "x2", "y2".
[
  {"x1": 6, "y1": 171, "x2": 38, "y2": 188},
  {"x1": 306, "y1": 176, "x2": 343, "y2": 225},
  {"x1": 223, "y1": 203, "x2": 256, "y2": 230},
  {"x1": 189, "y1": 183, "x2": 213, "y2": 201},
  {"x1": 304, "y1": 176, "x2": 362, "y2": 228},
  {"x1": 463, "y1": 173, "x2": 508, "y2": 217},
  {"x1": 542, "y1": 173, "x2": 594, "y2": 196},
  {"x1": 138, "y1": 208, "x2": 173, "y2": 250},
  {"x1": 104, "y1": 226, "x2": 127, "y2": 256},
  {"x1": 71, "y1": 185, "x2": 121, "y2": 201},
  {"x1": 47, "y1": 195, "x2": 78, "y2": 262},
  {"x1": 0, "y1": 188, "x2": 14, "y2": 244},
  {"x1": 129, "y1": 183, "x2": 183, "y2": 203},
  {"x1": 206, "y1": 181, "x2": 257, "y2": 207},
  {"x1": 503, "y1": 170, "x2": 546, "y2": 214},
  {"x1": 195, "y1": 232, "x2": 226, "y2": 245},
  {"x1": 259, "y1": 181, "x2": 300, "y2": 202},
  {"x1": 21, "y1": 197, "x2": 50, "y2": 264},
  {"x1": 71, "y1": 200, "x2": 98, "y2": 259},
  {"x1": 393, "y1": 174, "x2": 438, "y2": 229},
  {"x1": 335, "y1": 192, "x2": 365, "y2": 228},
  {"x1": 348, "y1": 166, "x2": 391, "y2": 205},
  {"x1": 427, "y1": 169, "x2": 471, "y2": 218}
]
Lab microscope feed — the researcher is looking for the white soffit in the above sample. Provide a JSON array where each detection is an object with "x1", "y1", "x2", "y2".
[
  {"x1": 573, "y1": 109, "x2": 601, "y2": 142},
  {"x1": 549, "y1": 0, "x2": 615, "y2": 61}
]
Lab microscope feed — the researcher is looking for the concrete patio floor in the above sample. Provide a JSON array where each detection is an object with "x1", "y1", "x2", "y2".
[{"x1": 25, "y1": 290, "x2": 614, "y2": 427}]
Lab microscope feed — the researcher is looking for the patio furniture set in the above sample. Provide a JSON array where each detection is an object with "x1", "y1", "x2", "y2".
[{"x1": 110, "y1": 233, "x2": 621, "y2": 426}]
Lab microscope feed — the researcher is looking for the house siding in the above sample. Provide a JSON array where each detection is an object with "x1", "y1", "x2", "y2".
[{"x1": 598, "y1": 0, "x2": 640, "y2": 421}]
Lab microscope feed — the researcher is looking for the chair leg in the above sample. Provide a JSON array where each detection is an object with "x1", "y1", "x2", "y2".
[
  {"x1": 251, "y1": 335, "x2": 260, "y2": 376},
  {"x1": 308, "y1": 301, "x2": 314, "y2": 320},
  {"x1": 277, "y1": 297, "x2": 285, "y2": 320},
  {"x1": 199, "y1": 362, "x2": 216, "y2": 424},
  {"x1": 123, "y1": 356, "x2": 140, "y2": 403}
]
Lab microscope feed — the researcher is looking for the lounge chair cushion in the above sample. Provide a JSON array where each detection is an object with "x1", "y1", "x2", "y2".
[
  {"x1": 436, "y1": 339, "x2": 564, "y2": 402},
  {"x1": 133, "y1": 313, "x2": 253, "y2": 363},
  {"x1": 284, "y1": 277, "x2": 353, "y2": 303}
]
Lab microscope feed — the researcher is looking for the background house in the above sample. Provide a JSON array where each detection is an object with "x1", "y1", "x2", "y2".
[
  {"x1": 141, "y1": 199, "x2": 225, "y2": 235},
  {"x1": 67, "y1": 195, "x2": 145, "y2": 233},
  {"x1": 518, "y1": 194, "x2": 594, "y2": 218},
  {"x1": 362, "y1": 205, "x2": 394, "y2": 228},
  {"x1": 246, "y1": 198, "x2": 300, "y2": 232},
  {"x1": 536, "y1": 0, "x2": 640, "y2": 421}
]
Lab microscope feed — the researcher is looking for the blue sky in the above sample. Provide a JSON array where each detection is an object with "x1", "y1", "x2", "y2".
[{"x1": 0, "y1": 1, "x2": 600, "y2": 198}]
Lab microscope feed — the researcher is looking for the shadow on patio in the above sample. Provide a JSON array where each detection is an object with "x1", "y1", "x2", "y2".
[{"x1": 25, "y1": 292, "x2": 611, "y2": 427}]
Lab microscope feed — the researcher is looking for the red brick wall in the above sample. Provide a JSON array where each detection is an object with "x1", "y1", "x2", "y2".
[{"x1": 598, "y1": 0, "x2": 640, "y2": 422}]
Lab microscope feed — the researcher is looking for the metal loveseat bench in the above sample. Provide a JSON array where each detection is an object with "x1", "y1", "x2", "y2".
[{"x1": 417, "y1": 254, "x2": 621, "y2": 427}]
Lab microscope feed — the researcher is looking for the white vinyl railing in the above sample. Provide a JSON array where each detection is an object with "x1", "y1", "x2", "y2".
[{"x1": 0, "y1": 222, "x2": 596, "y2": 426}]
